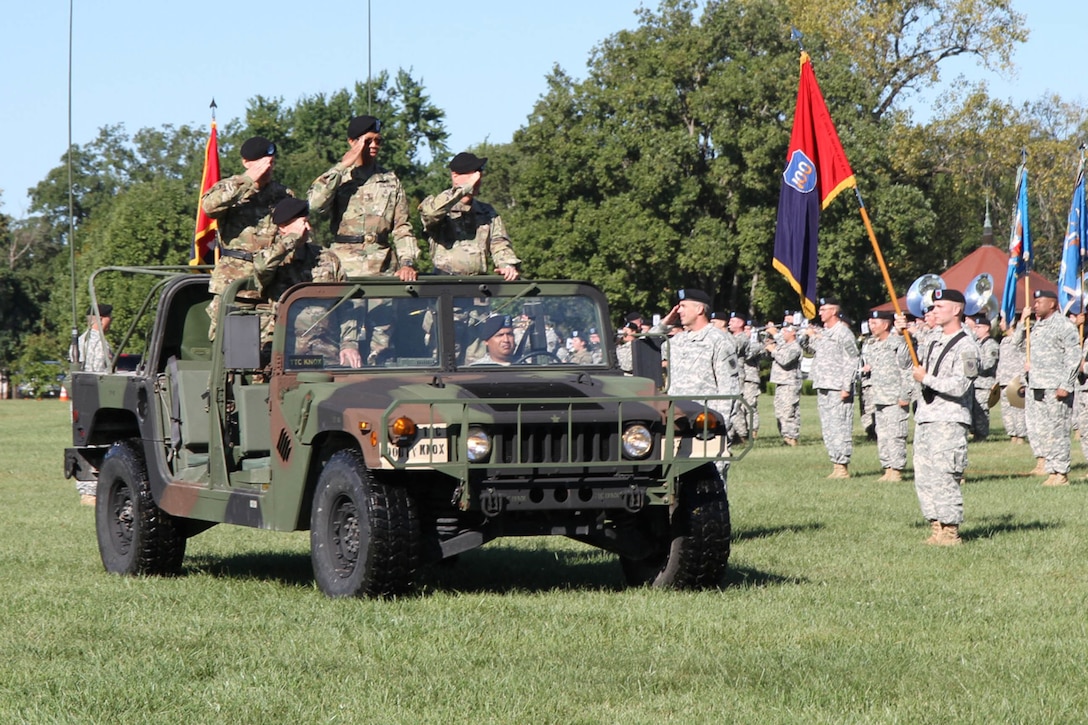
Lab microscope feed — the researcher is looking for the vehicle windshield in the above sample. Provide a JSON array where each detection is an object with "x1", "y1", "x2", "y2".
[
  {"x1": 282, "y1": 288, "x2": 609, "y2": 372},
  {"x1": 453, "y1": 293, "x2": 607, "y2": 368}
]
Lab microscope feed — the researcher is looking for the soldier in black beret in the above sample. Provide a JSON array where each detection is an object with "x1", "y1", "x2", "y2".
[
  {"x1": 201, "y1": 134, "x2": 295, "y2": 339},
  {"x1": 418, "y1": 151, "x2": 521, "y2": 280},
  {"x1": 471, "y1": 315, "x2": 516, "y2": 365},
  {"x1": 308, "y1": 115, "x2": 420, "y2": 282}
]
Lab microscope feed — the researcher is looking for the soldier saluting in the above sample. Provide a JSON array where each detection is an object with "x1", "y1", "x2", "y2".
[{"x1": 308, "y1": 115, "x2": 419, "y2": 281}]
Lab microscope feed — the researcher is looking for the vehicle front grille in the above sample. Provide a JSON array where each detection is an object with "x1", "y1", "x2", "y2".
[{"x1": 492, "y1": 424, "x2": 617, "y2": 465}]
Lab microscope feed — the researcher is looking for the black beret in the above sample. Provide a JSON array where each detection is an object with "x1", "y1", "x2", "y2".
[
  {"x1": 89, "y1": 303, "x2": 112, "y2": 317},
  {"x1": 972, "y1": 314, "x2": 993, "y2": 325},
  {"x1": 869, "y1": 310, "x2": 894, "y2": 321},
  {"x1": 1033, "y1": 289, "x2": 1058, "y2": 300},
  {"x1": 588, "y1": 327, "x2": 598, "y2": 335},
  {"x1": 625, "y1": 311, "x2": 643, "y2": 323},
  {"x1": 271, "y1": 197, "x2": 309, "y2": 226},
  {"x1": 478, "y1": 315, "x2": 513, "y2": 341},
  {"x1": 347, "y1": 115, "x2": 381, "y2": 139},
  {"x1": 677, "y1": 288, "x2": 712, "y2": 306},
  {"x1": 709, "y1": 311, "x2": 728, "y2": 321},
  {"x1": 240, "y1": 136, "x2": 276, "y2": 161},
  {"x1": 449, "y1": 151, "x2": 488, "y2": 174},
  {"x1": 818, "y1": 296, "x2": 841, "y2": 307},
  {"x1": 933, "y1": 288, "x2": 965, "y2": 304}
]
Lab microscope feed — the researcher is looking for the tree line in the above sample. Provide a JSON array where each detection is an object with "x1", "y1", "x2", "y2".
[{"x1": 3, "y1": 0, "x2": 1086, "y2": 377}]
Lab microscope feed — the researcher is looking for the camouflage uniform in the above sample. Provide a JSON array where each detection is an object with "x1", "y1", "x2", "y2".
[
  {"x1": 741, "y1": 332, "x2": 762, "y2": 436},
  {"x1": 914, "y1": 329, "x2": 979, "y2": 526},
  {"x1": 997, "y1": 330, "x2": 1027, "y2": 439},
  {"x1": 308, "y1": 162, "x2": 419, "y2": 277},
  {"x1": 419, "y1": 183, "x2": 521, "y2": 275},
  {"x1": 1016, "y1": 314, "x2": 1079, "y2": 475},
  {"x1": 77, "y1": 327, "x2": 111, "y2": 373},
  {"x1": 251, "y1": 232, "x2": 355, "y2": 352},
  {"x1": 863, "y1": 332, "x2": 912, "y2": 472},
  {"x1": 729, "y1": 332, "x2": 752, "y2": 439},
  {"x1": 201, "y1": 175, "x2": 293, "y2": 339},
  {"x1": 1078, "y1": 339, "x2": 1088, "y2": 461},
  {"x1": 657, "y1": 323, "x2": 740, "y2": 477},
  {"x1": 616, "y1": 341, "x2": 634, "y2": 374},
  {"x1": 971, "y1": 333, "x2": 1000, "y2": 439},
  {"x1": 858, "y1": 333, "x2": 875, "y2": 436},
  {"x1": 800, "y1": 321, "x2": 859, "y2": 466},
  {"x1": 768, "y1": 336, "x2": 802, "y2": 441}
]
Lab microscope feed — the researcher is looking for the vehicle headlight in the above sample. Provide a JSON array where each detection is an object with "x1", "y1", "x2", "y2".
[
  {"x1": 693, "y1": 411, "x2": 720, "y2": 440},
  {"x1": 466, "y1": 426, "x2": 492, "y2": 462},
  {"x1": 622, "y1": 423, "x2": 654, "y2": 459}
]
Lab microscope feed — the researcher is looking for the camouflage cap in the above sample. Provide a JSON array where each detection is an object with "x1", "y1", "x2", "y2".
[
  {"x1": 271, "y1": 197, "x2": 309, "y2": 226},
  {"x1": 240, "y1": 136, "x2": 276, "y2": 161},
  {"x1": 348, "y1": 115, "x2": 381, "y2": 139},
  {"x1": 449, "y1": 152, "x2": 487, "y2": 174}
]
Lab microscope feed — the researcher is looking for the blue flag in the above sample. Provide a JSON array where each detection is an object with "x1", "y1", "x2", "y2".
[
  {"x1": 1001, "y1": 164, "x2": 1031, "y2": 325},
  {"x1": 1058, "y1": 160, "x2": 1086, "y2": 315}
]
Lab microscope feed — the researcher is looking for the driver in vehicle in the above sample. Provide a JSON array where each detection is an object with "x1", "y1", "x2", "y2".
[{"x1": 470, "y1": 315, "x2": 515, "y2": 365}]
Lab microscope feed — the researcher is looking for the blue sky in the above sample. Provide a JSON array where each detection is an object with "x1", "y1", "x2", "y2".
[{"x1": 1, "y1": 1, "x2": 1083, "y2": 217}]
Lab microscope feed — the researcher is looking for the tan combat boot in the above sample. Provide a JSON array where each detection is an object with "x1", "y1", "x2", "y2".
[
  {"x1": 924, "y1": 520, "x2": 941, "y2": 545},
  {"x1": 879, "y1": 469, "x2": 902, "y2": 482},
  {"x1": 827, "y1": 463, "x2": 850, "y2": 479},
  {"x1": 783, "y1": 437, "x2": 798, "y2": 447},
  {"x1": 1010, "y1": 436, "x2": 1023, "y2": 444},
  {"x1": 1029, "y1": 457, "x2": 1046, "y2": 476},
  {"x1": 1042, "y1": 472, "x2": 1070, "y2": 487},
  {"x1": 80, "y1": 494, "x2": 96, "y2": 507},
  {"x1": 935, "y1": 523, "x2": 962, "y2": 546}
]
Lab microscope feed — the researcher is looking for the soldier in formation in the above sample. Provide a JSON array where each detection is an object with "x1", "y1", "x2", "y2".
[
  {"x1": 764, "y1": 321, "x2": 801, "y2": 446},
  {"x1": 997, "y1": 314, "x2": 1027, "y2": 444},
  {"x1": 418, "y1": 152, "x2": 521, "y2": 279},
  {"x1": 800, "y1": 296, "x2": 859, "y2": 479},
  {"x1": 1015, "y1": 290, "x2": 1079, "y2": 486},
  {"x1": 860, "y1": 310, "x2": 912, "y2": 482},
  {"x1": 899, "y1": 288, "x2": 978, "y2": 546},
  {"x1": 967, "y1": 314, "x2": 999, "y2": 441}
]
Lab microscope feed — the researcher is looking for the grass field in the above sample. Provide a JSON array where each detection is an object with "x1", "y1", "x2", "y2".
[{"x1": 2, "y1": 396, "x2": 1087, "y2": 723}]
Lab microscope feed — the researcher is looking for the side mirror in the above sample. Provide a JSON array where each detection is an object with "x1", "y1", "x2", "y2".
[{"x1": 631, "y1": 336, "x2": 664, "y2": 389}]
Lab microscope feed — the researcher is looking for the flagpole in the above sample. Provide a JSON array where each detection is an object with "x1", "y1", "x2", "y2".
[
  {"x1": 1019, "y1": 151, "x2": 1032, "y2": 363},
  {"x1": 854, "y1": 188, "x2": 919, "y2": 366}
]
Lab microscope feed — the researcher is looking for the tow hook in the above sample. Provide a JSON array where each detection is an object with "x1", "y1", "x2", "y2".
[
  {"x1": 623, "y1": 485, "x2": 644, "y2": 513},
  {"x1": 480, "y1": 488, "x2": 504, "y2": 517}
]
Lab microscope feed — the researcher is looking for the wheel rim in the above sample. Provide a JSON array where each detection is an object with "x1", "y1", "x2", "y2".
[
  {"x1": 328, "y1": 493, "x2": 361, "y2": 578},
  {"x1": 109, "y1": 478, "x2": 135, "y2": 556}
]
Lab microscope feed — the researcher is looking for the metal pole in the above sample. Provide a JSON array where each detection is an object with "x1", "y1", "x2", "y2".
[{"x1": 67, "y1": 0, "x2": 78, "y2": 366}]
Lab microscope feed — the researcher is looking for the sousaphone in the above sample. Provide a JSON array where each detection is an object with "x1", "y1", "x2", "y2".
[
  {"x1": 965, "y1": 273, "x2": 996, "y2": 318},
  {"x1": 906, "y1": 274, "x2": 946, "y2": 318}
]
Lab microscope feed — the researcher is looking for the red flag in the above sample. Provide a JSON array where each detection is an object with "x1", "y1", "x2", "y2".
[
  {"x1": 189, "y1": 119, "x2": 220, "y2": 266},
  {"x1": 772, "y1": 52, "x2": 857, "y2": 318}
]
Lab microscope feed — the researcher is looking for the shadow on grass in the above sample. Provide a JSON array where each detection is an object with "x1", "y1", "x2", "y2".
[
  {"x1": 184, "y1": 541, "x2": 801, "y2": 596},
  {"x1": 184, "y1": 550, "x2": 315, "y2": 589},
  {"x1": 732, "y1": 521, "x2": 825, "y2": 542},
  {"x1": 961, "y1": 514, "x2": 1061, "y2": 541}
]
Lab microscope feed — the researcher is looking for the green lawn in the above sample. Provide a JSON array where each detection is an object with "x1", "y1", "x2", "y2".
[{"x1": 1, "y1": 396, "x2": 1085, "y2": 723}]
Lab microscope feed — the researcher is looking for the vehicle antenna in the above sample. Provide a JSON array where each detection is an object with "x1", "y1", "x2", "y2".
[
  {"x1": 367, "y1": 0, "x2": 372, "y2": 113},
  {"x1": 67, "y1": 0, "x2": 78, "y2": 366}
]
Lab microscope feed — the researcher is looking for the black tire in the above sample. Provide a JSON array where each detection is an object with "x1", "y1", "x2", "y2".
[
  {"x1": 96, "y1": 440, "x2": 186, "y2": 576},
  {"x1": 620, "y1": 465, "x2": 730, "y2": 589},
  {"x1": 310, "y1": 450, "x2": 421, "y2": 598}
]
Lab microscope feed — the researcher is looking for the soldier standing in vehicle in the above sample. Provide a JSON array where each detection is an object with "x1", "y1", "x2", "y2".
[
  {"x1": 76, "y1": 302, "x2": 113, "y2": 373},
  {"x1": 419, "y1": 152, "x2": 520, "y2": 279},
  {"x1": 800, "y1": 296, "x2": 859, "y2": 479},
  {"x1": 202, "y1": 136, "x2": 293, "y2": 339},
  {"x1": 308, "y1": 115, "x2": 419, "y2": 281},
  {"x1": 252, "y1": 198, "x2": 360, "y2": 367},
  {"x1": 897, "y1": 289, "x2": 978, "y2": 546}
]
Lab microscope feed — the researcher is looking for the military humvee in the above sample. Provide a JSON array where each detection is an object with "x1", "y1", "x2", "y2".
[{"x1": 65, "y1": 268, "x2": 739, "y2": 597}]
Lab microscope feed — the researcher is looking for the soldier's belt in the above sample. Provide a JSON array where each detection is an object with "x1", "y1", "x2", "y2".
[
  {"x1": 334, "y1": 233, "x2": 378, "y2": 244},
  {"x1": 220, "y1": 248, "x2": 254, "y2": 262}
]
